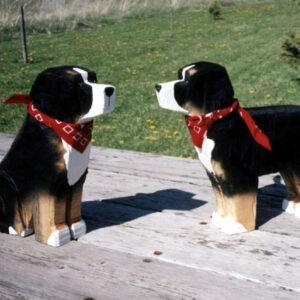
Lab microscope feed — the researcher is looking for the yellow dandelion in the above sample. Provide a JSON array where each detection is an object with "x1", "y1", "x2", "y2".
[
  {"x1": 106, "y1": 125, "x2": 111, "y2": 129},
  {"x1": 145, "y1": 137, "x2": 151, "y2": 140},
  {"x1": 173, "y1": 131, "x2": 179, "y2": 135},
  {"x1": 146, "y1": 119, "x2": 154, "y2": 124},
  {"x1": 178, "y1": 119, "x2": 183, "y2": 122},
  {"x1": 165, "y1": 130, "x2": 170, "y2": 134},
  {"x1": 151, "y1": 137, "x2": 157, "y2": 141},
  {"x1": 119, "y1": 140, "x2": 124, "y2": 144},
  {"x1": 249, "y1": 89, "x2": 255, "y2": 94},
  {"x1": 277, "y1": 97, "x2": 283, "y2": 102},
  {"x1": 153, "y1": 131, "x2": 159, "y2": 134},
  {"x1": 167, "y1": 135, "x2": 172, "y2": 139},
  {"x1": 266, "y1": 94, "x2": 271, "y2": 99},
  {"x1": 92, "y1": 138, "x2": 96, "y2": 143},
  {"x1": 150, "y1": 125, "x2": 156, "y2": 129},
  {"x1": 187, "y1": 156, "x2": 193, "y2": 159},
  {"x1": 287, "y1": 90, "x2": 293, "y2": 94},
  {"x1": 94, "y1": 125, "x2": 99, "y2": 128},
  {"x1": 178, "y1": 155, "x2": 183, "y2": 158},
  {"x1": 152, "y1": 93, "x2": 156, "y2": 97}
]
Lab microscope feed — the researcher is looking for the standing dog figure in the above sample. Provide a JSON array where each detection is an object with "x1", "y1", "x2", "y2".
[
  {"x1": 0, "y1": 66, "x2": 116, "y2": 246},
  {"x1": 155, "y1": 61, "x2": 300, "y2": 234}
]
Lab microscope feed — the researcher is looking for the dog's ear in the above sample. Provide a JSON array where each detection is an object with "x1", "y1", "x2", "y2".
[
  {"x1": 189, "y1": 62, "x2": 235, "y2": 113},
  {"x1": 30, "y1": 68, "x2": 85, "y2": 122}
]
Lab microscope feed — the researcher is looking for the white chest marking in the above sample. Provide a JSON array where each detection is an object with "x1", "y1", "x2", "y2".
[
  {"x1": 62, "y1": 140, "x2": 91, "y2": 186},
  {"x1": 194, "y1": 134, "x2": 215, "y2": 173}
]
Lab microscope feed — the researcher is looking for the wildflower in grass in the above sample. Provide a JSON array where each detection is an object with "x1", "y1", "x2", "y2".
[
  {"x1": 92, "y1": 138, "x2": 95, "y2": 143},
  {"x1": 178, "y1": 119, "x2": 183, "y2": 122},
  {"x1": 266, "y1": 94, "x2": 271, "y2": 99},
  {"x1": 167, "y1": 135, "x2": 172, "y2": 139},
  {"x1": 106, "y1": 125, "x2": 111, "y2": 129},
  {"x1": 178, "y1": 155, "x2": 183, "y2": 158},
  {"x1": 152, "y1": 93, "x2": 156, "y2": 97},
  {"x1": 287, "y1": 90, "x2": 293, "y2": 94},
  {"x1": 150, "y1": 125, "x2": 156, "y2": 129},
  {"x1": 187, "y1": 156, "x2": 193, "y2": 159},
  {"x1": 151, "y1": 137, "x2": 157, "y2": 141},
  {"x1": 249, "y1": 89, "x2": 255, "y2": 94},
  {"x1": 145, "y1": 137, "x2": 151, "y2": 140},
  {"x1": 173, "y1": 131, "x2": 179, "y2": 135},
  {"x1": 146, "y1": 119, "x2": 154, "y2": 124},
  {"x1": 111, "y1": 126, "x2": 116, "y2": 130},
  {"x1": 119, "y1": 140, "x2": 124, "y2": 144},
  {"x1": 165, "y1": 130, "x2": 170, "y2": 134},
  {"x1": 154, "y1": 131, "x2": 159, "y2": 134},
  {"x1": 278, "y1": 97, "x2": 283, "y2": 102}
]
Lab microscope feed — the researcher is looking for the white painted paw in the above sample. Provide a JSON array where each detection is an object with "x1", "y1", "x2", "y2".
[
  {"x1": 295, "y1": 203, "x2": 300, "y2": 218},
  {"x1": 8, "y1": 226, "x2": 17, "y2": 235},
  {"x1": 282, "y1": 199, "x2": 295, "y2": 214},
  {"x1": 47, "y1": 227, "x2": 71, "y2": 247},
  {"x1": 8, "y1": 226, "x2": 33, "y2": 237},
  {"x1": 212, "y1": 212, "x2": 247, "y2": 235},
  {"x1": 70, "y1": 219, "x2": 86, "y2": 240}
]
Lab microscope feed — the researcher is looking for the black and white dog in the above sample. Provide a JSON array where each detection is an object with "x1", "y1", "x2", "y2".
[
  {"x1": 0, "y1": 66, "x2": 116, "y2": 246},
  {"x1": 156, "y1": 61, "x2": 300, "y2": 234}
]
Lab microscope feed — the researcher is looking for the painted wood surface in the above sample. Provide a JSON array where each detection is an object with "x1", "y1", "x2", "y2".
[{"x1": 0, "y1": 133, "x2": 299, "y2": 299}]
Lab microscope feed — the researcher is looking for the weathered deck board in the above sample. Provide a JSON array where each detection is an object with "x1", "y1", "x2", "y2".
[{"x1": 0, "y1": 133, "x2": 300, "y2": 299}]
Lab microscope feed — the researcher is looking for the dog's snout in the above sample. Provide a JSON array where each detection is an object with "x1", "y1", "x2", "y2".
[
  {"x1": 155, "y1": 84, "x2": 162, "y2": 93},
  {"x1": 105, "y1": 87, "x2": 114, "y2": 97}
]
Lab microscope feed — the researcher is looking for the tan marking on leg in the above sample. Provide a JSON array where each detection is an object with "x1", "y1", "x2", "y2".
[
  {"x1": 223, "y1": 192, "x2": 257, "y2": 232},
  {"x1": 67, "y1": 174, "x2": 86, "y2": 226},
  {"x1": 12, "y1": 196, "x2": 33, "y2": 236},
  {"x1": 33, "y1": 192, "x2": 68, "y2": 244},
  {"x1": 281, "y1": 172, "x2": 299, "y2": 201}
]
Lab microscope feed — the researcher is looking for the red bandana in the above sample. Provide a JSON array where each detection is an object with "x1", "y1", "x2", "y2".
[
  {"x1": 185, "y1": 100, "x2": 272, "y2": 151},
  {"x1": 3, "y1": 94, "x2": 93, "y2": 153}
]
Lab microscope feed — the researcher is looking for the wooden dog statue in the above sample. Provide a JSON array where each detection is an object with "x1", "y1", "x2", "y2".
[
  {"x1": 155, "y1": 61, "x2": 300, "y2": 234},
  {"x1": 0, "y1": 66, "x2": 116, "y2": 246}
]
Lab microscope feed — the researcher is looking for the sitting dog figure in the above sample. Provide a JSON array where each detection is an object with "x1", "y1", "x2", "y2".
[
  {"x1": 155, "y1": 61, "x2": 300, "y2": 234},
  {"x1": 0, "y1": 66, "x2": 116, "y2": 246}
]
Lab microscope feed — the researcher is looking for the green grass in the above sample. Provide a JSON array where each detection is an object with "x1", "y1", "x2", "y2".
[{"x1": 0, "y1": 1, "x2": 300, "y2": 159}]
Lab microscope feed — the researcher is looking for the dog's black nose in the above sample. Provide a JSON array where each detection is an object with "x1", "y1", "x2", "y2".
[
  {"x1": 105, "y1": 87, "x2": 114, "y2": 97},
  {"x1": 155, "y1": 84, "x2": 162, "y2": 93}
]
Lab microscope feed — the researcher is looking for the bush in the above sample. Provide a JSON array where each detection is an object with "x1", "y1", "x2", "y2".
[
  {"x1": 280, "y1": 30, "x2": 300, "y2": 70},
  {"x1": 208, "y1": 1, "x2": 222, "y2": 20}
]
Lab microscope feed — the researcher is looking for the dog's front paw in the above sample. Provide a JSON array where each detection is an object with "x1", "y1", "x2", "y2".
[
  {"x1": 295, "y1": 202, "x2": 300, "y2": 218},
  {"x1": 70, "y1": 219, "x2": 86, "y2": 240},
  {"x1": 8, "y1": 226, "x2": 33, "y2": 237},
  {"x1": 212, "y1": 212, "x2": 247, "y2": 235},
  {"x1": 47, "y1": 227, "x2": 71, "y2": 247}
]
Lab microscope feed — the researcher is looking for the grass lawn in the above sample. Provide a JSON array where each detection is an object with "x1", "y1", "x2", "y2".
[{"x1": 0, "y1": 1, "x2": 299, "y2": 158}]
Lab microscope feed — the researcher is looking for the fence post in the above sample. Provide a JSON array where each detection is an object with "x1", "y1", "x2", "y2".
[{"x1": 20, "y1": 5, "x2": 28, "y2": 64}]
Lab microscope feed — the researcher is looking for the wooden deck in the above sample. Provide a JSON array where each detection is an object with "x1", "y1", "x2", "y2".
[{"x1": 0, "y1": 133, "x2": 299, "y2": 300}]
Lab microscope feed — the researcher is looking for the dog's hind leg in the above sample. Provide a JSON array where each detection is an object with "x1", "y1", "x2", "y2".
[
  {"x1": 281, "y1": 171, "x2": 300, "y2": 218},
  {"x1": 0, "y1": 173, "x2": 33, "y2": 237},
  {"x1": 67, "y1": 171, "x2": 87, "y2": 240},
  {"x1": 33, "y1": 193, "x2": 70, "y2": 247}
]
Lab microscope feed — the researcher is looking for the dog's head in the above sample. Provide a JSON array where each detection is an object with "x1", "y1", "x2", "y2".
[
  {"x1": 155, "y1": 62, "x2": 234, "y2": 115},
  {"x1": 30, "y1": 66, "x2": 116, "y2": 123}
]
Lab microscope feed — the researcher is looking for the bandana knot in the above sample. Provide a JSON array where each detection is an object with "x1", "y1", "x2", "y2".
[
  {"x1": 185, "y1": 99, "x2": 272, "y2": 151},
  {"x1": 4, "y1": 94, "x2": 93, "y2": 153}
]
